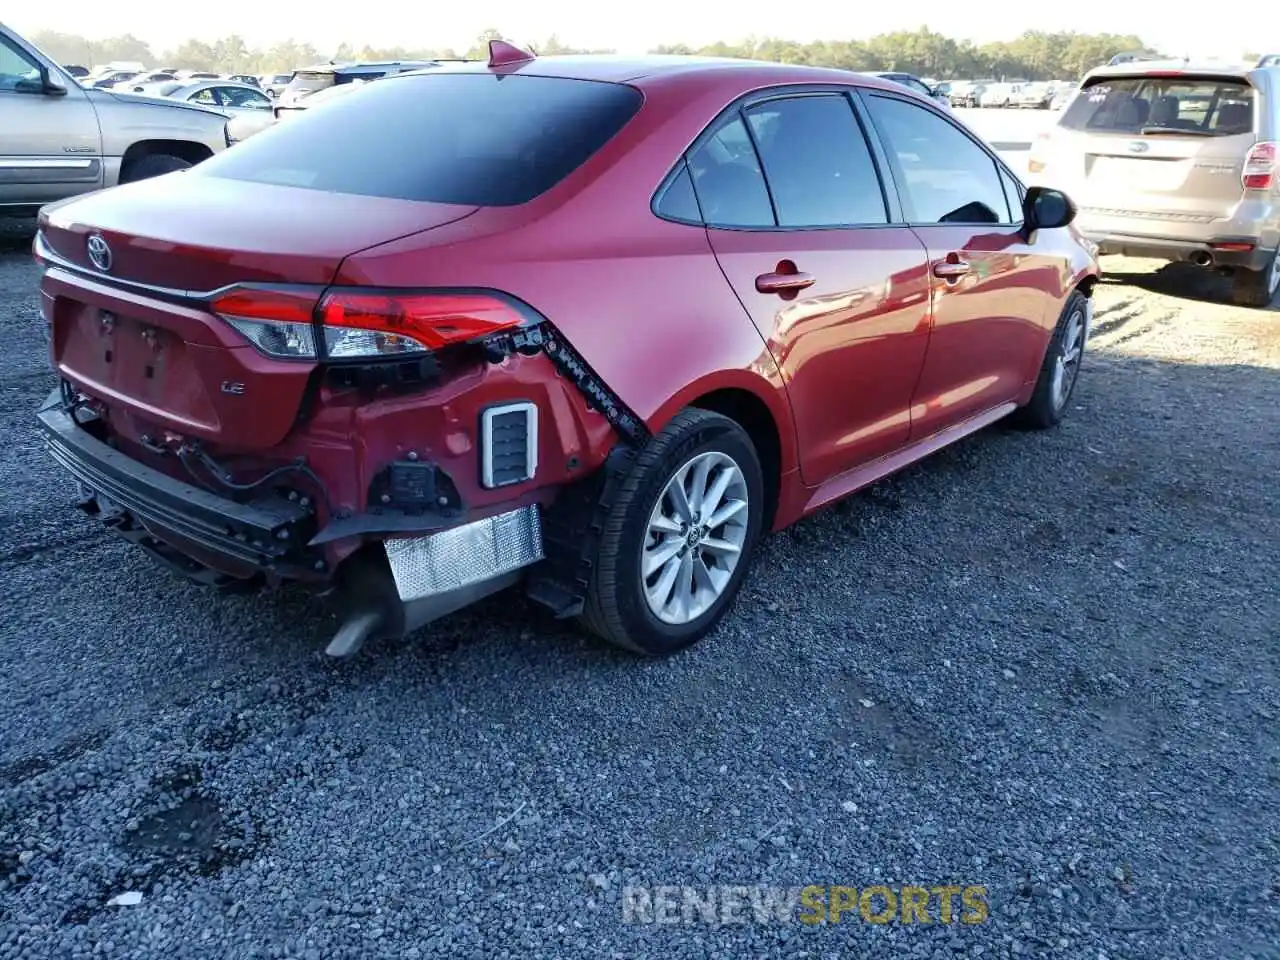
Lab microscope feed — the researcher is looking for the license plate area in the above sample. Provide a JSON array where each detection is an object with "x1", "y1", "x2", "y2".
[
  {"x1": 86, "y1": 308, "x2": 179, "y2": 393},
  {"x1": 54, "y1": 301, "x2": 218, "y2": 429},
  {"x1": 1088, "y1": 155, "x2": 1187, "y2": 192}
]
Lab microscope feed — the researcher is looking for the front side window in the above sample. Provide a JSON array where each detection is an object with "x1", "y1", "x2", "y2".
[
  {"x1": 0, "y1": 37, "x2": 41, "y2": 94},
  {"x1": 864, "y1": 93, "x2": 1012, "y2": 225}
]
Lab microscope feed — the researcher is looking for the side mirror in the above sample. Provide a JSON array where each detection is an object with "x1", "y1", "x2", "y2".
[
  {"x1": 39, "y1": 65, "x2": 68, "y2": 96},
  {"x1": 1023, "y1": 186, "x2": 1076, "y2": 232},
  {"x1": 16, "y1": 65, "x2": 65, "y2": 96}
]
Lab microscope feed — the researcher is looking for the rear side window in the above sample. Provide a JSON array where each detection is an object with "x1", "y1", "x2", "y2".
[
  {"x1": 654, "y1": 162, "x2": 701, "y2": 222},
  {"x1": 686, "y1": 116, "x2": 775, "y2": 228},
  {"x1": 744, "y1": 95, "x2": 887, "y2": 227},
  {"x1": 198, "y1": 74, "x2": 644, "y2": 206},
  {"x1": 1060, "y1": 76, "x2": 1254, "y2": 136}
]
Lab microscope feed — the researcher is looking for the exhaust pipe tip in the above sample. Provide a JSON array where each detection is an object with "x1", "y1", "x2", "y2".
[
  {"x1": 1190, "y1": 251, "x2": 1213, "y2": 267},
  {"x1": 326, "y1": 608, "x2": 398, "y2": 658},
  {"x1": 324, "y1": 547, "x2": 406, "y2": 659}
]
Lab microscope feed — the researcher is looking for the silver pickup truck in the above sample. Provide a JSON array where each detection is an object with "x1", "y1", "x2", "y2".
[{"x1": 1, "y1": 22, "x2": 231, "y2": 216}]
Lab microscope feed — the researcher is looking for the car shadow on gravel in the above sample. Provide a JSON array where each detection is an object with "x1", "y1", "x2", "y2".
[
  {"x1": 1100, "y1": 256, "x2": 1277, "y2": 310},
  {"x1": 0, "y1": 217, "x2": 36, "y2": 253}
]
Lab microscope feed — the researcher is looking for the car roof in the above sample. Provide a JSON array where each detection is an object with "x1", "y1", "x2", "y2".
[
  {"x1": 296, "y1": 59, "x2": 438, "y2": 73},
  {"x1": 1084, "y1": 58, "x2": 1262, "y2": 81},
  {"x1": 168, "y1": 80, "x2": 267, "y2": 97},
  {"x1": 392, "y1": 54, "x2": 904, "y2": 90}
]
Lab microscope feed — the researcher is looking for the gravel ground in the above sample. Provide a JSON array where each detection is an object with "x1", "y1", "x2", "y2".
[{"x1": 1, "y1": 216, "x2": 1277, "y2": 960}]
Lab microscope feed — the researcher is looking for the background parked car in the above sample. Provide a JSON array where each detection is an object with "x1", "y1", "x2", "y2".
[
  {"x1": 1025, "y1": 57, "x2": 1280, "y2": 306},
  {"x1": 979, "y1": 82, "x2": 1022, "y2": 107},
  {"x1": 122, "y1": 71, "x2": 177, "y2": 91},
  {"x1": 274, "y1": 59, "x2": 439, "y2": 110},
  {"x1": 89, "y1": 70, "x2": 140, "y2": 89},
  {"x1": 0, "y1": 20, "x2": 233, "y2": 215},
  {"x1": 259, "y1": 73, "x2": 294, "y2": 98},
  {"x1": 1049, "y1": 85, "x2": 1077, "y2": 110},
  {"x1": 951, "y1": 79, "x2": 993, "y2": 108},
  {"x1": 61, "y1": 63, "x2": 89, "y2": 79},
  {"x1": 156, "y1": 80, "x2": 274, "y2": 115},
  {"x1": 1010, "y1": 81, "x2": 1055, "y2": 109},
  {"x1": 226, "y1": 74, "x2": 261, "y2": 87},
  {"x1": 862, "y1": 70, "x2": 952, "y2": 108},
  {"x1": 226, "y1": 77, "x2": 370, "y2": 143}
]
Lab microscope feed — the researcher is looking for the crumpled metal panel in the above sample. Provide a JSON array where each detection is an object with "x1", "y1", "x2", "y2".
[{"x1": 384, "y1": 505, "x2": 544, "y2": 601}]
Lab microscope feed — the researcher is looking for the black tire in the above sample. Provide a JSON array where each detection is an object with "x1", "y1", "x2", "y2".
[
  {"x1": 579, "y1": 408, "x2": 765, "y2": 656},
  {"x1": 1230, "y1": 248, "x2": 1280, "y2": 309},
  {"x1": 120, "y1": 153, "x2": 192, "y2": 184},
  {"x1": 1011, "y1": 290, "x2": 1089, "y2": 430}
]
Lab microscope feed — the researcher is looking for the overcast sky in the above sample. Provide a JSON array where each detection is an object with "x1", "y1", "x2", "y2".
[{"x1": 6, "y1": 0, "x2": 1256, "y2": 57}]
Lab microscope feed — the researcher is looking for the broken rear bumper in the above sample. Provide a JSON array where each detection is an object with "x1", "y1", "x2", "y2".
[
  {"x1": 38, "y1": 390, "x2": 548, "y2": 650},
  {"x1": 38, "y1": 391, "x2": 324, "y2": 582}
]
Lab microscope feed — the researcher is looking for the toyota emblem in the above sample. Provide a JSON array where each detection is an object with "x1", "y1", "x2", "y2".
[
  {"x1": 86, "y1": 233, "x2": 112, "y2": 272},
  {"x1": 1127, "y1": 141, "x2": 1150, "y2": 154}
]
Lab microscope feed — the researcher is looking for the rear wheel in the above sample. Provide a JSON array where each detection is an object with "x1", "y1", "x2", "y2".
[
  {"x1": 1012, "y1": 291, "x2": 1088, "y2": 430},
  {"x1": 120, "y1": 153, "x2": 192, "y2": 184},
  {"x1": 579, "y1": 408, "x2": 765, "y2": 656},
  {"x1": 1230, "y1": 248, "x2": 1280, "y2": 309}
]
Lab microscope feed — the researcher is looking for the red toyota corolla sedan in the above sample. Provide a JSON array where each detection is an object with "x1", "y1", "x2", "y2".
[{"x1": 33, "y1": 42, "x2": 1099, "y2": 658}]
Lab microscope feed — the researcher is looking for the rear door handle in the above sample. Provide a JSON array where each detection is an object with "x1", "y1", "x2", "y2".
[
  {"x1": 932, "y1": 259, "x2": 971, "y2": 280},
  {"x1": 755, "y1": 269, "x2": 817, "y2": 295}
]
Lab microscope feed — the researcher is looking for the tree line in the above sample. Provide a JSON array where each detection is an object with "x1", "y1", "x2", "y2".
[{"x1": 28, "y1": 26, "x2": 1179, "y2": 81}]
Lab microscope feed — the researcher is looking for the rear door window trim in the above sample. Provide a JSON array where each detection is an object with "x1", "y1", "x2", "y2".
[{"x1": 650, "y1": 83, "x2": 903, "y2": 232}]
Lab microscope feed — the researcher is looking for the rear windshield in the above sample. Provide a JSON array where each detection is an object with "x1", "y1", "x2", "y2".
[
  {"x1": 198, "y1": 73, "x2": 644, "y2": 206},
  {"x1": 285, "y1": 70, "x2": 334, "y2": 92},
  {"x1": 1061, "y1": 76, "x2": 1254, "y2": 136}
]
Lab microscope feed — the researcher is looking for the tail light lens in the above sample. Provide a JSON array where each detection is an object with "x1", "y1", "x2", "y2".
[
  {"x1": 1027, "y1": 132, "x2": 1052, "y2": 174},
  {"x1": 318, "y1": 291, "x2": 525, "y2": 358},
  {"x1": 210, "y1": 286, "x2": 528, "y2": 360},
  {"x1": 1242, "y1": 142, "x2": 1276, "y2": 191},
  {"x1": 212, "y1": 287, "x2": 320, "y2": 358}
]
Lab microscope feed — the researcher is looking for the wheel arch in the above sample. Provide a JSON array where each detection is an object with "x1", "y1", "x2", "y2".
[
  {"x1": 645, "y1": 370, "x2": 796, "y2": 531},
  {"x1": 120, "y1": 139, "x2": 214, "y2": 174}
]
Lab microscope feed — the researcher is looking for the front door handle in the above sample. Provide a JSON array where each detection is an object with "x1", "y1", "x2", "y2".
[
  {"x1": 756, "y1": 264, "x2": 816, "y2": 295},
  {"x1": 932, "y1": 258, "x2": 971, "y2": 280}
]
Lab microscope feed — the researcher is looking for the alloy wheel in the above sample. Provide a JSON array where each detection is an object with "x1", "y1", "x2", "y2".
[
  {"x1": 1051, "y1": 306, "x2": 1086, "y2": 411},
  {"x1": 641, "y1": 451, "x2": 750, "y2": 625}
]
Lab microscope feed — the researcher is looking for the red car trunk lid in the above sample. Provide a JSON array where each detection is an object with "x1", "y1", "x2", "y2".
[
  {"x1": 39, "y1": 176, "x2": 479, "y2": 452},
  {"x1": 39, "y1": 175, "x2": 479, "y2": 289}
]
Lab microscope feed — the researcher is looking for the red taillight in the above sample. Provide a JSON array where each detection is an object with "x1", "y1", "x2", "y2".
[
  {"x1": 1243, "y1": 141, "x2": 1276, "y2": 190},
  {"x1": 209, "y1": 285, "x2": 529, "y2": 361},
  {"x1": 210, "y1": 286, "x2": 318, "y2": 324},
  {"x1": 317, "y1": 291, "x2": 526, "y2": 352}
]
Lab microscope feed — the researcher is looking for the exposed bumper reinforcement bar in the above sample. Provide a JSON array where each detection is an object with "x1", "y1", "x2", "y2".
[{"x1": 37, "y1": 390, "x2": 322, "y2": 578}]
